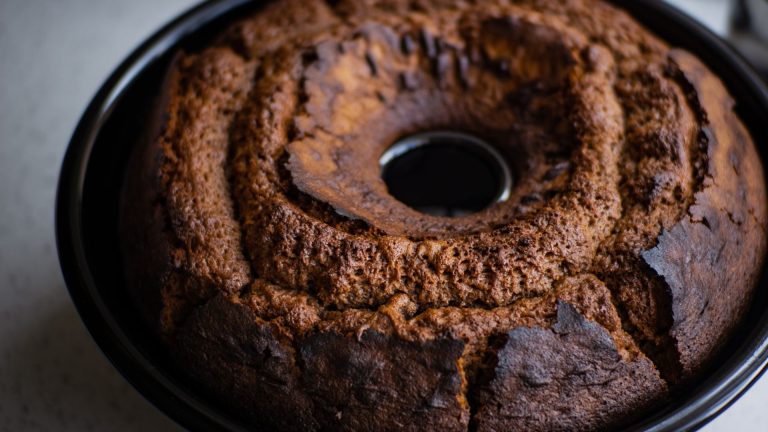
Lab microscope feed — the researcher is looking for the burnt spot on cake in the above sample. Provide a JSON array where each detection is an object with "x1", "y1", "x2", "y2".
[
  {"x1": 299, "y1": 330, "x2": 468, "y2": 430},
  {"x1": 472, "y1": 302, "x2": 665, "y2": 431}
]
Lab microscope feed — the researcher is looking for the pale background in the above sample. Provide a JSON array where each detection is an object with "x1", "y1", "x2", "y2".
[{"x1": 0, "y1": 0, "x2": 765, "y2": 430}]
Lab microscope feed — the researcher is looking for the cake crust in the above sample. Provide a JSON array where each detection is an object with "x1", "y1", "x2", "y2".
[{"x1": 120, "y1": 0, "x2": 767, "y2": 430}]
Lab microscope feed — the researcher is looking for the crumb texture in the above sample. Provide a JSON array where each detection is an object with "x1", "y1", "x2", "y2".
[{"x1": 120, "y1": 0, "x2": 767, "y2": 430}]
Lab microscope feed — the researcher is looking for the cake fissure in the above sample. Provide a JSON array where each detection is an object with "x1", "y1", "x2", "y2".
[{"x1": 120, "y1": 0, "x2": 767, "y2": 430}]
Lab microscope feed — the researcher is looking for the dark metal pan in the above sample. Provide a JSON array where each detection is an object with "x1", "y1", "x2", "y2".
[{"x1": 56, "y1": 1, "x2": 768, "y2": 430}]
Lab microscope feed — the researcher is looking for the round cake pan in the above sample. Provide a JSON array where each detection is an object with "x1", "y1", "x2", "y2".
[{"x1": 56, "y1": 1, "x2": 768, "y2": 430}]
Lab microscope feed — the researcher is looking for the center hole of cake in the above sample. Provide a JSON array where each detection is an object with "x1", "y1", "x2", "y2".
[{"x1": 380, "y1": 131, "x2": 512, "y2": 217}]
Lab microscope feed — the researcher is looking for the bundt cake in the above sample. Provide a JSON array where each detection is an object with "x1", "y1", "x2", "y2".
[{"x1": 120, "y1": 0, "x2": 768, "y2": 430}]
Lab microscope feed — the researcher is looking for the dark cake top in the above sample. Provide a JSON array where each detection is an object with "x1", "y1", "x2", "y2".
[{"x1": 121, "y1": 1, "x2": 768, "y2": 430}]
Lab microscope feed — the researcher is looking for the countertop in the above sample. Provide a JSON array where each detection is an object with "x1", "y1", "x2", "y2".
[{"x1": 0, "y1": 0, "x2": 766, "y2": 430}]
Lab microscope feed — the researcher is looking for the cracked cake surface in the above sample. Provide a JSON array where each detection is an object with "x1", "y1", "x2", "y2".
[{"x1": 120, "y1": 0, "x2": 768, "y2": 430}]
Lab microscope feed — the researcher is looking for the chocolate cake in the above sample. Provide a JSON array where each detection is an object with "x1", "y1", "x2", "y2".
[{"x1": 120, "y1": 0, "x2": 768, "y2": 430}]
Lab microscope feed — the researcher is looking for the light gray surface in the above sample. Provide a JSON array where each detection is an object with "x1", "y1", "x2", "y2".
[{"x1": 0, "y1": 0, "x2": 765, "y2": 431}]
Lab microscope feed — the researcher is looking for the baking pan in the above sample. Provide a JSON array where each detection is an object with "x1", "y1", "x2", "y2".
[{"x1": 55, "y1": 0, "x2": 768, "y2": 430}]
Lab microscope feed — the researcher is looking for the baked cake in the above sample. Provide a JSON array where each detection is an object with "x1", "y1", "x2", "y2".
[{"x1": 120, "y1": 0, "x2": 768, "y2": 430}]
